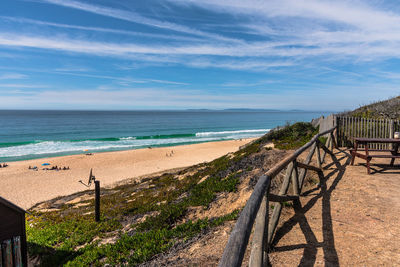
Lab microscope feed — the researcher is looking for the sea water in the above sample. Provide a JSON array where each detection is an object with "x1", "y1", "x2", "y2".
[{"x1": 0, "y1": 110, "x2": 331, "y2": 162}]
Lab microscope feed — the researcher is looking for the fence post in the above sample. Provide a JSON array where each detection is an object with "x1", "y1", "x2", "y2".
[
  {"x1": 291, "y1": 161, "x2": 299, "y2": 196},
  {"x1": 249, "y1": 180, "x2": 270, "y2": 267},
  {"x1": 267, "y1": 163, "x2": 293, "y2": 245},
  {"x1": 95, "y1": 180, "x2": 101, "y2": 222},
  {"x1": 390, "y1": 120, "x2": 394, "y2": 138}
]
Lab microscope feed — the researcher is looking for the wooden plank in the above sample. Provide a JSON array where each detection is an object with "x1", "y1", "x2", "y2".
[
  {"x1": 269, "y1": 194, "x2": 299, "y2": 202},
  {"x1": 368, "y1": 154, "x2": 400, "y2": 158},
  {"x1": 13, "y1": 236, "x2": 22, "y2": 267},
  {"x1": 374, "y1": 119, "x2": 376, "y2": 149},
  {"x1": 2, "y1": 239, "x2": 13, "y2": 267},
  {"x1": 219, "y1": 175, "x2": 272, "y2": 267},
  {"x1": 377, "y1": 119, "x2": 379, "y2": 149},
  {"x1": 378, "y1": 119, "x2": 381, "y2": 149},
  {"x1": 291, "y1": 161, "x2": 299, "y2": 196},
  {"x1": 298, "y1": 142, "x2": 317, "y2": 190},
  {"x1": 386, "y1": 119, "x2": 389, "y2": 148},
  {"x1": 95, "y1": 180, "x2": 101, "y2": 222},
  {"x1": 373, "y1": 119, "x2": 376, "y2": 149},
  {"x1": 331, "y1": 132, "x2": 338, "y2": 149},
  {"x1": 321, "y1": 134, "x2": 331, "y2": 163},
  {"x1": 342, "y1": 117, "x2": 345, "y2": 147},
  {"x1": 350, "y1": 117, "x2": 353, "y2": 144},
  {"x1": 360, "y1": 117, "x2": 363, "y2": 148},
  {"x1": 339, "y1": 117, "x2": 342, "y2": 147},
  {"x1": 344, "y1": 116, "x2": 348, "y2": 147},
  {"x1": 296, "y1": 161, "x2": 321, "y2": 173},
  {"x1": 316, "y1": 142, "x2": 322, "y2": 169},
  {"x1": 249, "y1": 185, "x2": 270, "y2": 267},
  {"x1": 351, "y1": 151, "x2": 369, "y2": 160},
  {"x1": 267, "y1": 163, "x2": 293, "y2": 245}
]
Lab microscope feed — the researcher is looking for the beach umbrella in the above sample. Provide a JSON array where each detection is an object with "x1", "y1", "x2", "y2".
[
  {"x1": 42, "y1": 163, "x2": 50, "y2": 166},
  {"x1": 83, "y1": 149, "x2": 89, "y2": 152}
]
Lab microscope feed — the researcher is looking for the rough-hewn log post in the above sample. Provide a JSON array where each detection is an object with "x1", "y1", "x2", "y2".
[
  {"x1": 219, "y1": 175, "x2": 271, "y2": 267},
  {"x1": 249, "y1": 179, "x2": 270, "y2": 267},
  {"x1": 267, "y1": 163, "x2": 293, "y2": 245},
  {"x1": 298, "y1": 142, "x2": 317, "y2": 191},
  {"x1": 316, "y1": 140, "x2": 322, "y2": 169},
  {"x1": 291, "y1": 161, "x2": 299, "y2": 196},
  {"x1": 321, "y1": 134, "x2": 332, "y2": 164}
]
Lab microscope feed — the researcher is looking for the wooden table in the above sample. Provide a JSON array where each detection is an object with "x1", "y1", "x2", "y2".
[{"x1": 351, "y1": 137, "x2": 400, "y2": 174}]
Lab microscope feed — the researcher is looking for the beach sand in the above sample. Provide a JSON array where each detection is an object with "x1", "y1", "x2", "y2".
[{"x1": 0, "y1": 138, "x2": 256, "y2": 209}]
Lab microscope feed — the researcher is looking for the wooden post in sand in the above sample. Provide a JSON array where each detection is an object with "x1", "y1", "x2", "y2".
[
  {"x1": 78, "y1": 169, "x2": 101, "y2": 222},
  {"x1": 95, "y1": 180, "x2": 100, "y2": 222}
]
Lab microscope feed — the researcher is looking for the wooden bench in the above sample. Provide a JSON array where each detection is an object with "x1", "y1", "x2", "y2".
[{"x1": 350, "y1": 138, "x2": 400, "y2": 174}]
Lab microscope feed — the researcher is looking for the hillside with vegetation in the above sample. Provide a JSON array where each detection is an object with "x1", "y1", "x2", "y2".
[
  {"x1": 27, "y1": 122, "x2": 319, "y2": 266},
  {"x1": 341, "y1": 96, "x2": 400, "y2": 119}
]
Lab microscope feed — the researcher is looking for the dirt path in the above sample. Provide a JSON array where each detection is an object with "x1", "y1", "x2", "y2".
[{"x1": 269, "y1": 149, "x2": 400, "y2": 266}]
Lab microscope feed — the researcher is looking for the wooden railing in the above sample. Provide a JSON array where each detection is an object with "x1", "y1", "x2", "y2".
[
  {"x1": 337, "y1": 116, "x2": 400, "y2": 149},
  {"x1": 219, "y1": 127, "x2": 337, "y2": 267}
]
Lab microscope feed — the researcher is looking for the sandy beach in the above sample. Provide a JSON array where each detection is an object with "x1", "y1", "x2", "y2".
[{"x1": 0, "y1": 138, "x2": 256, "y2": 209}]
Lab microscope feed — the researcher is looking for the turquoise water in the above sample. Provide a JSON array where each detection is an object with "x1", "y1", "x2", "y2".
[{"x1": 0, "y1": 110, "x2": 330, "y2": 162}]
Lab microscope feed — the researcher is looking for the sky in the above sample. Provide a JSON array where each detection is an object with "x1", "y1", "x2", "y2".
[{"x1": 0, "y1": 0, "x2": 400, "y2": 111}]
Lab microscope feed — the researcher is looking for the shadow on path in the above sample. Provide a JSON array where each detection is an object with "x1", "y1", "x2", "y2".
[{"x1": 270, "y1": 150, "x2": 352, "y2": 266}]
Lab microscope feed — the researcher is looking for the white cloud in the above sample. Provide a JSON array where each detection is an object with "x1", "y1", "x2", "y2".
[
  {"x1": 168, "y1": 0, "x2": 400, "y2": 31},
  {"x1": 0, "y1": 73, "x2": 28, "y2": 80},
  {"x1": 3, "y1": 1, "x2": 400, "y2": 73},
  {"x1": 0, "y1": 16, "x2": 203, "y2": 43},
  {"x1": 0, "y1": 83, "x2": 46, "y2": 88},
  {"x1": 39, "y1": 0, "x2": 241, "y2": 43}
]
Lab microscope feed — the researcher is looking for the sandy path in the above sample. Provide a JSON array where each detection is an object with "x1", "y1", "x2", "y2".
[
  {"x1": 0, "y1": 139, "x2": 255, "y2": 209},
  {"x1": 269, "y1": 150, "x2": 400, "y2": 266}
]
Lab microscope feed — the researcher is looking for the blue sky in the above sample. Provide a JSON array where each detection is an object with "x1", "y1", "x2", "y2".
[{"x1": 0, "y1": 0, "x2": 399, "y2": 110}]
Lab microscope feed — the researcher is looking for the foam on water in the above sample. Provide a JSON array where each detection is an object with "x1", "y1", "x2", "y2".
[{"x1": 0, "y1": 129, "x2": 270, "y2": 160}]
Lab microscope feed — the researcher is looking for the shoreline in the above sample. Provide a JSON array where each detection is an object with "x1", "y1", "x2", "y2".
[
  {"x1": 0, "y1": 138, "x2": 257, "y2": 209},
  {"x1": 0, "y1": 137, "x2": 262, "y2": 163}
]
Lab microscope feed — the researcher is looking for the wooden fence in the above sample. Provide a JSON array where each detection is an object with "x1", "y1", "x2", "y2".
[
  {"x1": 336, "y1": 117, "x2": 400, "y2": 149},
  {"x1": 218, "y1": 127, "x2": 337, "y2": 267}
]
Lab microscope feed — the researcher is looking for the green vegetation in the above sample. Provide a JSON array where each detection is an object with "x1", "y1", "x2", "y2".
[
  {"x1": 27, "y1": 146, "x2": 255, "y2": 266},
  {"x1": 267, "y1": 122, "x2": 318, "y2": 150}
]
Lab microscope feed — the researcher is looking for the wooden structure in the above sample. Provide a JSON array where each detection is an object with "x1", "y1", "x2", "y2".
[
  {"x1": 0, "y1": 196, "x2": 27, "y2": 267},
  {"x1": 351, "y1": 137, "x2": 400, "y2": 174},
  {"x1": 336, "y1": 116, "x2": 400, "y2": 149},
  {"x1": 79, "y1": 169, "x2": 101, "y2": 222},
  {"x1": 219, "y1": 127, "x2": 337, "y2": 267}
]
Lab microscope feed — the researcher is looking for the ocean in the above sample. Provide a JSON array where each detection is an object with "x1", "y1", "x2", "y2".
[{"x1": 0, "y1": 110, "x2": 331, "y2": 162}]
